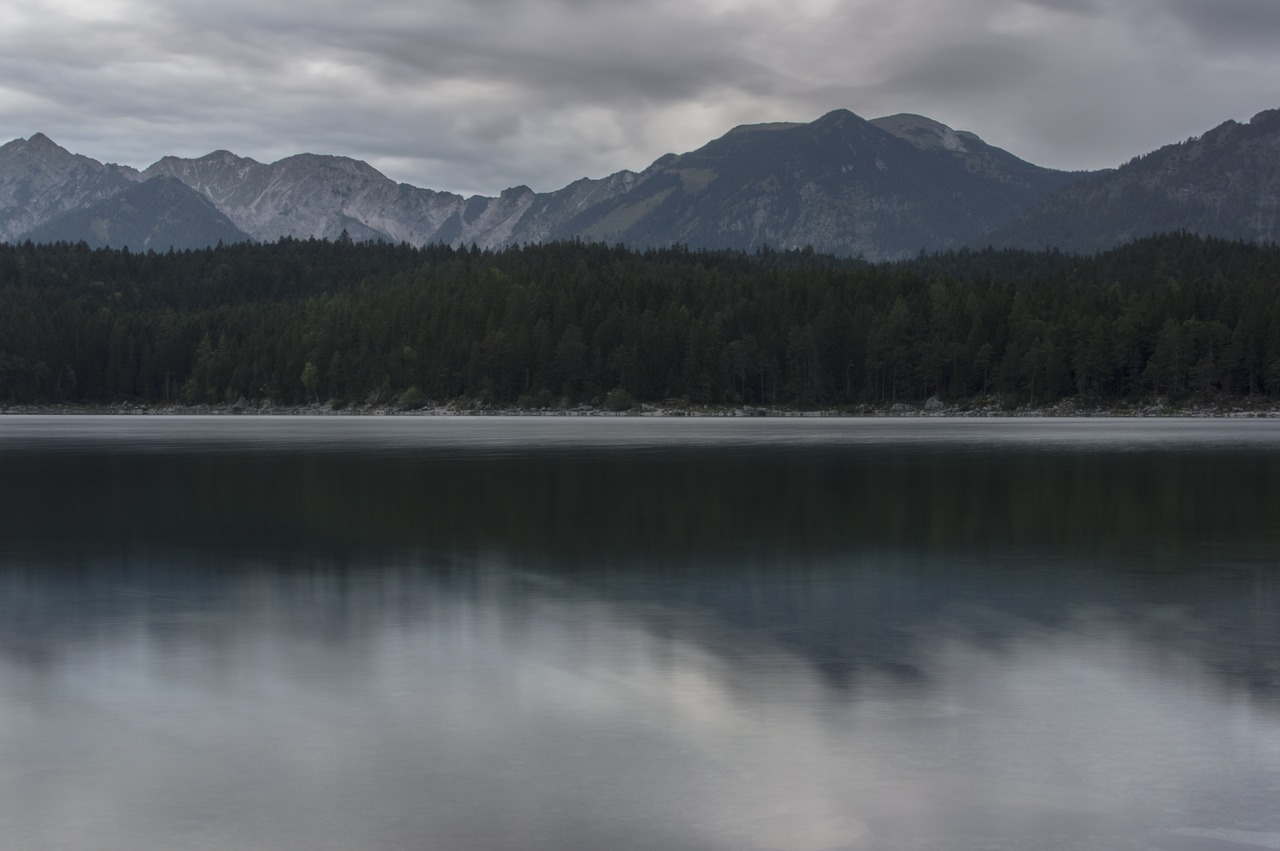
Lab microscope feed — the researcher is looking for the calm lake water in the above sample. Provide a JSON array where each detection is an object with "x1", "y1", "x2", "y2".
[{"x1": 1, "y1": 416, "x2": 1278, "y2": 851}]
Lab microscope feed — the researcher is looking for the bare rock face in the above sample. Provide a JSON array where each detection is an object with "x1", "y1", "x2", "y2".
[
  {"x1": 0, "y1": 133, "x2": 141, "y2": 242},
  {"x1": 502, "y1": 170, "x2": 640, "y2": 245},
  {"x1": 871, "y1": 114, "x2": 971, "y2": 153},
  {"x1": 142, "y1": 151, "x2": 645, "y2": 251},
  {"x1": 141, "y1": 149, "x2": 643, "y2": 250},
  {"x1": 144, "y1": 151, "x2": 470, "y2": 244}
]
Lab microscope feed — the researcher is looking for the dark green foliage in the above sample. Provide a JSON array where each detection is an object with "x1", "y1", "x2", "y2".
[
  {"x1": 396, "y1": 386, "x2": 428, "y2": 410},
  {"x1": 7, "y1": 436, "x2": 1280, "y2": 563},
  {"x1": 1, "y1": 233, "x2": 1279, "y2": 408},
  {"x1": 604, "y1": 387, "x2": 636, "y2": 412}
]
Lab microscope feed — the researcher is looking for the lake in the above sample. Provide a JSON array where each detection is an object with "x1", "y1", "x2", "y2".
[{"x1": 1, "y1": 416, "x2": 1278, "y2": 851}]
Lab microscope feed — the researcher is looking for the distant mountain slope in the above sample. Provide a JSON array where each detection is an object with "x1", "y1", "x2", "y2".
[
  {"x1": 989, "y1": 109, "x2": 1280, "y2": 253},
  {"x1": 22, "y1": 177, "x2": 251, "y2": 250},
  {"x1": 143, "y1": 151, "x2": 470, "y2": 244},
  {"x1": 143, "y1": 150, "x2": 643, "y2": 250},
  {"x1": 528, "y1": 109, "x2": 1079, "y2": 259},
  {"x1": 137, "y1": 110, "x2": 1079, "y2": 260},
  {"x1": 0, "y1": 133, "x2": 140, "y2": 242},
  {"x1": 7, "y1": 108, "x2": 1280, "y2": 258}
]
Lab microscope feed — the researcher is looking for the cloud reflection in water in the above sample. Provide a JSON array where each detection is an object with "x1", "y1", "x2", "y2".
[{"x1": 2, "y1": 557, "x2": 1278, "y2": 851}]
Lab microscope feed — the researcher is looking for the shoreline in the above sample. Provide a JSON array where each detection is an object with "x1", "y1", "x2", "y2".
[{"x1": 4, "y1": 397, "x2": 1280, "y2": 418}]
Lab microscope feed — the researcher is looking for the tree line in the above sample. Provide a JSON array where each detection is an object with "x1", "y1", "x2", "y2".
[{"x1": 0, "y1": 233, "x2": 1278, "y2": 409}]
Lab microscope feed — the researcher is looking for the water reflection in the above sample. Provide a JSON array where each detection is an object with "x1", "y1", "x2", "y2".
[
  {"x1": 2, "y1": 417, "x2": 1279, "y2": 851},
  {"x1": 3, "y1": 418, "x2": 1279, "y2": 561},
  {"x1": 2, "y1": 554, "x2": 1279, "y2": 851}
]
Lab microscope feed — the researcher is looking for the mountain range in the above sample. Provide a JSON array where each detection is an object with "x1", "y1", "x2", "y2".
[
  {"x1": 990, "y1": 109, "x2": 1280, "y2": 254},
  {"x1": 2, "y1": 108, "x2": 1278, "y2": 259}
]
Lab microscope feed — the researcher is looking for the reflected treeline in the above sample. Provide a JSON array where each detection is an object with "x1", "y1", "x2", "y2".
[
  {"x1": 572, "y1": 553, "x2": 1280, "y2": 698},
  {"x1": 0, "y1": 552, "x2": 475, "y2": 672},
  {"x1": 2, "y1": 442, "x2": 1279, "y2": 561},
  {"x1": 3, "y1": 546, "x2": 1278, "y2": 703}
]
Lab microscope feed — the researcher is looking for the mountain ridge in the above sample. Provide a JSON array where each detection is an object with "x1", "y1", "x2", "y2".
[
  {"x1": 990, "y1": 109, "x2": 1280, "y2": 253},
  {"x1": 22, "y1": 176, "x2": 251, "y2": 250},
  {"x1": 3, "y1": 107, "x2": 1279, "y2": 258},
  {"x1": 0, "y1": 133, "x2": 141, "y2": 242}
]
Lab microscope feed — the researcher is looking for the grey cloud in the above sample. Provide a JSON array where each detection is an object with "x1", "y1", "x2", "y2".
[
  {"x1": 877, "y1": 42, "x2": 1042, "y2": 99},
  {"x1": 115, "y1": 0, "x2": 775, "y2": 185},
  {"x1": 1, "y1": 0, "x2": 1278, "y2": 192},
  {"x1": 159, "y1": 0, "x2": 759, "y2": 100},
  {"x1": 1018, "y1": 0, "x2": 1102, "y2": 13},
  {"x1": 1161, "y1": 0, "x2": 1280, "y2": 48}
]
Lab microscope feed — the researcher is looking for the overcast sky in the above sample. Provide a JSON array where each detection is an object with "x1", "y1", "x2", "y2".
[{"x1": 2, "y1": 0, "x2": 1278, "y2": 197}]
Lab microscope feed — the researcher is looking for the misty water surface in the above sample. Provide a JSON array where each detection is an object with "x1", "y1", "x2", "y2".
[{"x1": 1, "y1": 416, "x2": 1278, "y2": 851}]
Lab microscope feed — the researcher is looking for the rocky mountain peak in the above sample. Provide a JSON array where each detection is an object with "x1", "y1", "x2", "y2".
[
  {"x1": 24, "y1": 132, "x2": 64, "y2": 154},
  {"x1": 0, "y1": 132, "x2": 141, "y2": 241},
  {"x1": 147, "y1": 149, "x2": 258, "y2": 175},
  {"x1": 813, "y1": 108, "x2": 866, "y2": 128},
  {"x1": 0, "y1": 132, "x2": 75, "y2": 168},
  {"x1": 712, "y1": 110, "x2": 875, "y2": 153},
  {"x1": 871, "y1": 114, "x2": 971, "y2": 153},
  {"x1": 544, "y1": 105, "x2": 1080, "y2": 259},
  {"x1": 275, "y1": 153, "x2": 388, "y2": 182},
  {"x1": 200, "y1": 150, "x2": 258, "y2": 167}
]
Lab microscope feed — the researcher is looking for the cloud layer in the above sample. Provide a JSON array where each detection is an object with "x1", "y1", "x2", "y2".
[{"x1": 2, "y1": 0, "x2": 1278, "y2": 195}]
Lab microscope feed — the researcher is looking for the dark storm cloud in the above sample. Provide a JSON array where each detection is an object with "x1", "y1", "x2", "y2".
[
  {"x1": 0, "y1": 0, "x2": 1278, "y2": 194},
  {"x1": 1162, "y1": 0, "x2": 1280, "y2": 48},
  {"x1": 112, "y1": 0, "x2": 782, "y2": 192},
  {"x1": 877, "y1": 42, "x2": 1041, "y2": 98}
]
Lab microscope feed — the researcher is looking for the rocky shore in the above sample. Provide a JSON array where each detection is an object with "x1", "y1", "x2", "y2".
[{"x1": 5, "y1": 396, "x2": 1280, "y2": 418}]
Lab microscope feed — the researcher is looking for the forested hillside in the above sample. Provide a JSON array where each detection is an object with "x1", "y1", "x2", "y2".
[
  {"x1": 1, "y1": 234, "x2": 1278, "y2": 409},
  {"x1": 991, "y1": 110, "x2": 1280, "y2": 254}
]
